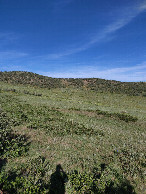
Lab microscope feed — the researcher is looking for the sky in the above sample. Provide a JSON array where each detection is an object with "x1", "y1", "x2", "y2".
[{"x1": 0, "y1": 0, "x2": 146, "y2": 82}]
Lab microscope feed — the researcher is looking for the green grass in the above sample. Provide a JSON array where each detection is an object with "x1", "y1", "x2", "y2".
[{"x1": 0, "y1": 81, "x2": 146, "y2": 193}]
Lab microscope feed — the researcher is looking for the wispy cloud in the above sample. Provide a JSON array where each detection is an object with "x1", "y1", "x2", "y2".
[
  {"x1": 0, "y1": 51, "x2": 29, "y2": 71},
  {"x1": 0, "y1": 32, "x2": 17, "y2": 40},
  {"x1": 47, "y1": 1, "x2": 146, "y2": 59},
  {"x1": 0, "y1": 65, "x2": 29, "y2": 72},
  {"x1": 39, "y1": 62, "x2": 146, "y2": 82},
  {"x1": 138, "y1": 0, "x2": 146, "y2": 11},
  {"x1": 0, "y1": 32, "x2": 19, "y2": 47},
  {"x1": 0, "y1": 51, "x2": 28, "y2": 61}
]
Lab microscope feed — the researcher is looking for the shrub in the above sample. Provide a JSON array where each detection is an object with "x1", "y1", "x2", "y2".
[
  {"x1": 0, "y1": 156, "x2": 50, "y2": 194},
  {"x1": 69, "y1": 164, "x2": 136, "y2": 193},
  {"x1": 0, "y1": 110, "x2": 29, "y2": 157},
  {"x1": 95, "y1": 109, "x2": 138, "y2": 122}
]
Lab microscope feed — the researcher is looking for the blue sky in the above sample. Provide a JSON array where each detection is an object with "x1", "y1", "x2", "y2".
[{"x1": 0, "y1": 0, "x2": 146, "y2": 81}]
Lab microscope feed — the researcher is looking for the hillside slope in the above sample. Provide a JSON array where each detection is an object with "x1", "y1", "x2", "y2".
[
  {"x1": 0, "y1": 71, "x2": 146, "y2": 96},
  {"x1": 0, "y1": 80, "x2": 145, "y2": 193}
]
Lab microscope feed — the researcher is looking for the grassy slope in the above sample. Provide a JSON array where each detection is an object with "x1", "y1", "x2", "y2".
[
  {"x1": 0, "y1": 71, "x2": 146, "y2": 96},
  {"x1": 0, "y1": 79, "x2": 146, "y2": 193}
]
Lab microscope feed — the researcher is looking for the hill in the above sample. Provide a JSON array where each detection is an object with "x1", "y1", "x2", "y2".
[
  {"x1": 0, "y1": 71, "x2": 146, "y2": 193},
  {"x1": 0, "y1": 71, "x2": 146, "y2": 96}
]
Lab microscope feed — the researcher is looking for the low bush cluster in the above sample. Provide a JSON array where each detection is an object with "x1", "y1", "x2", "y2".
[
  {"x1": 0, "y1": 110, "x2": 29, "y2": 157},
  {"x1": 0, "y1": 156, "x2": 50, "y2": 194},
  {"x1": 96, "y1": 109, "x2": 138, "y2": 122},
  {"x1": 23, "y1": 90, "x2": 42, "y2": 96},
  {"x1": 69, "y1": 164, "x2": 136, "y2": 193}
]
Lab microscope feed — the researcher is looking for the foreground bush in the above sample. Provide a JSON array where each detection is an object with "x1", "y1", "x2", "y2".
[
  {"x1": 0, "y1": 110, "x2": 29, "y2": 157},
  {"x1": 96, "y1": 109, "x2": 138, "y2": 122},
  {"x1": 68, "y1": 164, "x2": 136, "y2": 194},
  {"x1": 0, "y1": 156, "x2": 50, "y2": 194}
]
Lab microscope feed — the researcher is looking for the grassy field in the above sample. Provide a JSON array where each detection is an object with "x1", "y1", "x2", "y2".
[{"x1": 0, "y1": 79, "x2": 146, "y2": 193}]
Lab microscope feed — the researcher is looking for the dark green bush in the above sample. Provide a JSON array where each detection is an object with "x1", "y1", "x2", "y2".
[
  {"x1": 69, "y1": 164, "x2": 136, "y2": 193},
  {"x1": 95, "y1": 109, "x2": 138, "y2": 122},
  {"x1": 115, "y1": 113, "x2": 138, "y2": 122},
  {"x1": 0, "y1": 110, "x2": 29, "y2": 157},
  {"x1": 0, "y1": 156, "x2": 50, "y2": 194}
]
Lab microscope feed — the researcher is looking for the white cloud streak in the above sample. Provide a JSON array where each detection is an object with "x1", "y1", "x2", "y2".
[
  {"x1": 0, "y1": 65, "x2": 29, "y2": 72},
  {"x1": 39, "y1": 62, "x2": 146, "y2": 82},
  {"x1": 46, "y1": 1, "x2": 146, "y2": 59},
  {"x1": 0, "y1": 51, "x2": 28, "y2": 61},
  {"x1": 0, "y1": 32, "x2": 19, "y2": 46},
  {"x1": 138, "y1": 0, "x2": 146, "y2": 11}
]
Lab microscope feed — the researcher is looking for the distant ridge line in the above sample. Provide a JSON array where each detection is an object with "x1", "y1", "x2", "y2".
[{"x1": 0, "y1": 71, "x2": 146, "y2": 96}]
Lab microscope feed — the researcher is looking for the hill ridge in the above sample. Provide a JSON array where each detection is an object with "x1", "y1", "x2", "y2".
[{"x1": 0, "y1": 71, "x2": 146, "y2": 96}]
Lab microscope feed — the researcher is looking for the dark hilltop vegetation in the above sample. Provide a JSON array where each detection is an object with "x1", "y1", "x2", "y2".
[
  {"x1": 0, "y1": 71, "x2": 146, "y2": 96},
  {"x1": 0, "y1": 71, "x2": 146, "y2": 193}
]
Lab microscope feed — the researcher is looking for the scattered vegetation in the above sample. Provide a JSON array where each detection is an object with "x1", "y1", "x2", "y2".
[
  {"x1": 0, "y1": 72, "x2": 145, "y2": 193},
  {"x1": 95, "y1": 109, "x2": 138, "y2": 122},
  {"x1": 0, "y1": 156, "x2": 50, "y2": 193},
  {"x1": 0, "y1": 110, "x2": 29, "y2": 158},
  {"x1": 69, "y1": 164, "x2": 136, "y2": 193},
  {"x1": 0, "y1": 71, "x2": 146, "y2": 96}
]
